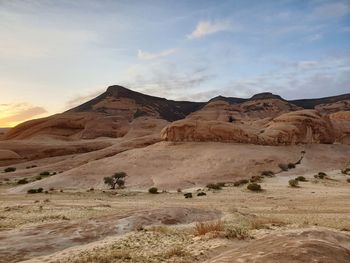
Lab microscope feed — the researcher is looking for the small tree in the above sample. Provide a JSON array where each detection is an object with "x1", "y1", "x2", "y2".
[{"x1": 104, "y1": 172, "x2": 127, "y2": 189}]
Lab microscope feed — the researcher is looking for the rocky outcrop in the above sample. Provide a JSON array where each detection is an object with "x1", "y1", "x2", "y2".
[
  {"x1": 330, "y1": 111, "x2": 350, "y2": 144},
  {"x1": 162, "y1": 110, "x2": 336, "y2": 145},
  {"x1": 3, "y1": 86, "x2": 201, "y2": 140},
  {"x1": 207, "y1": 228, "x2": 350, "y2": 263}
]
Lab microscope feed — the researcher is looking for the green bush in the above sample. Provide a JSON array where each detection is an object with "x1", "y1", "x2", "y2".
[
  {"x1": 17, "y1": 178, "x2": 28, "y2": 184},
  {"x1": 295, "y1": 176, "x2": 307, "y2": 182},
  {"x1": 289, "y1": 179, "x2": 299, "y2": 187},
  {"x1": 247, "y1": 183, "x2": 262, "y2": 192},
  {"x1": 206, "y1": 183, "x2": 222, "y2": 190},
  {"x1": 4, "y1": 167, "x2": 16, "y2": 173},
  {"x1": 148, "y1": 187, "x2": 158, "y2": 194}
]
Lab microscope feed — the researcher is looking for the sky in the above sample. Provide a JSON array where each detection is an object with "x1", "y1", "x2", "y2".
[{"x1": 0, "y1": 0, "x2": 350, "y2": 127}]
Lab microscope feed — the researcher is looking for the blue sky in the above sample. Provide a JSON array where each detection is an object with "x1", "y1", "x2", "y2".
[{"x1": 0, "y1": 0, "x2": 349, "y2": 126}]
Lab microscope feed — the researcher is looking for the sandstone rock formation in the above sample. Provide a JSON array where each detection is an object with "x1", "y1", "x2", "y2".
[
  {"x1": 207, "y1": 228, "x2": 350, "y2": 263},
  {"x1": 162, "y1": 109, "x2": 336, "y2": 145},
  {"x1": 3, "y1": 86, "x2": 203, "y2": 140}
]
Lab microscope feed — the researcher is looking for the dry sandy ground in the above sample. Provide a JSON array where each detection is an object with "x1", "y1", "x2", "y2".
[
  {"x1": 3, "y1": 142, "x2": 350, "y2": 193},
  {"x1": 0, "y1": 167, "x2": 350, "y2": 263}
]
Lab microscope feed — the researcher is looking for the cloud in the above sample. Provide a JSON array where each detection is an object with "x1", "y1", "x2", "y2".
[
  {"x1": 0, "y1": 103, "x2": 47, "y2": 127},
  {"x1": 188, "y1": 20, "x2": 232, "y2": 39},
  {"x1": 137, "y1": 48, "x2": 177, "y2": 60},
  {"x1": 311, "y1": 1, "x2": 350, "y2": 20},
  {"x1": 65, "y1": 90, "x2": 103, "y2": 110},
  {"x1": 118, "y1": 62, "x2": 214, "y2": 99}
]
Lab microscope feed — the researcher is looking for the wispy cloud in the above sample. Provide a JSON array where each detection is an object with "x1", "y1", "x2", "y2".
[
  {"x1": 311, "y1": 1, "x2": 350, "y2": 20},
  {"x1": 137, "y1": 48, "x2": 177, "y2": 60},
  {"x1": 188, "y1": 20, "x2": 232, "y2": 39},
  {"x1": 0, "y1": 103, "x2": 47, "y2": 127}
]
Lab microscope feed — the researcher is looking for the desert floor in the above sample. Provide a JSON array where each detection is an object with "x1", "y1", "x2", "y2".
[{"x1": 1, "y1": 167, "x2": 350, "y2": 263}]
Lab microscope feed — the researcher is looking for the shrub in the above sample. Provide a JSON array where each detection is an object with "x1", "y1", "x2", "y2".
[
  {"x1": 17, "y1": 178, "x2": 28, "y2": 184},
  {"x1": 197, "y1": 192, "x2": 206, "y2": 196},
  {"x1": 296, "y1": 176, "x2": 307, "y2": 182},
  {"x1": 341, "y1": 168, "x2": 350, "y2": 175},
  {"x1": 206, "y1": 183, "x2": 222, "y2": 190},
  {"x1": 39, "y1": 171, "x2": 50, "y2": 176},
  {"x1": 35, "y1": 176, "x2": 42, "y2": 180},
  {"x1": 315, "y1": 172, "x2": 327, "y2": 179},
  {"x1": 250, "y1": 175, "x2": 263, "y2": 183},
  {"x1": 247, "y1": 183, "x2": 262, "y2": 192},
  {"x1": 4, "y1": 167, "x2": 16, "y2": 173},
  {"x1": 104, "y1": 172, "x2": 127, "y2": 189},
  {"x1": 261, "y1": 171, "x2": 274, "y2": 177},
  {"x1": 234, "y1": 179, "x2": 249, "y2": 187},
  {"x1": 278, "y1": 163, "x2": 288, "y2": 171},
  {"x1": 288, "y1": 163, "x2": 296, "y2": 169},
  {"x1": 37, "y1": 188, "x2": 43, "y2": 193},
  {"x1": 216, "y1": 182, "x2": 226, "y2": 187},
  {"x1": 193, "y1": 221, "x2": 224, "y2": 236},
  {"x1": 289, "y1": 179, "x2": 299, "y2": 187},
  {"x1": 346, "y1": 178, "x2": 350, "y2": 183},
  {"x1": 148, "y1": 187, "x2": 158, "y2": 194},
  {"x1": 27, "y1": 189, "x2": 38, "y2": 194},
  {"x1": 177, "y1": 188, "x2": 182, "y2": 193},
  {"x1": 184, "y1": 193, "x2": 193, "y2": 198}
]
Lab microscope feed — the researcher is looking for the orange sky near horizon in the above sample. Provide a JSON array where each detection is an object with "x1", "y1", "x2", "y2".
[{"x1": 0, "y1": 103, "x2": 48, "y2": 127}]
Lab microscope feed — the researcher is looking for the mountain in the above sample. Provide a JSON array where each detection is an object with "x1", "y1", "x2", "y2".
[
  {"x1": 3, "y1": 85, "x2": 204, "y2": 140},
  {"x1": 2, "y1": 86, "x2": 349, "y2": 141}
]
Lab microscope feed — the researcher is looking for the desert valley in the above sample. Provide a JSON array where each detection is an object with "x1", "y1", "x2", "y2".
[{"x1": 0, "y1": 85, "x2": 350, "y2": 263}]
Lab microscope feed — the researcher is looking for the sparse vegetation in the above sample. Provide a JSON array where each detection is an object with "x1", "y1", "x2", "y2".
[
  {"x1": 197, "y1": 192, "x2": 206, "y2": 196},
  {"x1": 314, "y1": 172, "x2": 327, "y2": 179},
  {"x1": 148, "y1": 187, "x2": 158, "y2": 194},
  {"x1": 250, "y1": 175, "x2": 263, "y2": 183},
  {"x1": 27, "y1": 188, "x2": 43, "y2": 194},
  {"x1": 261, "y1": 170, "x2": 274, "y2": 177},
  {"x1": 206, "y1": 183, "x2": 222, "y2": 190},
  {"x1": 278, "y1": 163, "x2": 289, "y2": 171},
  {"x1": 287, "y1": 163, "x2": 296, "y2": 169},
  {"x1": 346, "y1": 178, "x2": 350, "y2": 183},
  {"x1": 341, "y1": 168, "x2": 350, "y2": 175},
  {"x1": 104, "y1": 172, "x2": 127, "y2": 189},
  {"x1": 289, "y1": 179, "x2": 299, "y2": 188},
  {"x1": 17, "y1": 178, "x2": 28, "y2": 184},
  {"x1": 40, "y1": 171, "x2": 50, "y2": 176},
  {"x1": 233, "y1": 179, "x2": 249, "y2": 186},
  {"x1": 184, "y1": 193, "x2": 192, "y2": 198},
  {"x1": 247, "y1": 183, "x2": 262, "y2": 191},
  {"x1": 4, "y1": 167, "x2": 16, "y2": 173},
  {"x1": 296, "y1": 176, "x2": 307, "y2": 182},
  {"x1": 193, "y1": 220, "x2": 224, "y2": 236}
]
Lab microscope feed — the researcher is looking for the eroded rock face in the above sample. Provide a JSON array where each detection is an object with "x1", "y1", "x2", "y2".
[
  {"x1": 3, "y1": 86, "x2": 201, "y2": 140},
  {"x1": 162, "y1": 110, "x2": 336, "y2": 145},
  {"x1": 260, "y1": 110, "x2": 336, "y2": 145},
  {"x1": 330, "y1": 111, "x2": 350, "y2": 144},
  {"x1": 206, "y1": 228, "x2": 350, "y2": 263}
]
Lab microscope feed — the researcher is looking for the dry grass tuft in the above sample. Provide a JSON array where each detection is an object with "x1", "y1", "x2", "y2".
[{"x1": 193, "y1": 220, "x2": 224, "y2": 236}]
